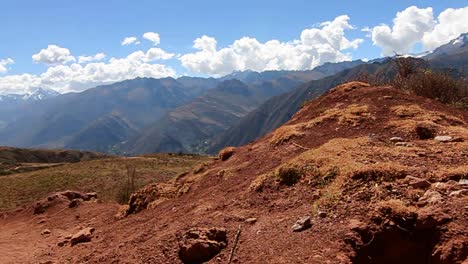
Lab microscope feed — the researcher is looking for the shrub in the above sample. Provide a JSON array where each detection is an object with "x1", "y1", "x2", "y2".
[
  {"x1": 116, "y1": 164, "x2": 137, "y2": 204},
  {"x1": 277, "y1": 166, "x2": 302, "y2": 186},
  {"x1": 392, "y1": 57, "x2": 468, "y2": 106}
]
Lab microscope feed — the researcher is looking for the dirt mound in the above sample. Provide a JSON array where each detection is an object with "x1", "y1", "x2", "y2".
[
  {"x1": 32, "y1": 191, "x2": 98, "y2": 214},
  {"x1": 1, "y1": 83, "x2": 467, "y2": 263},
  {"x1": 178, "y1": 227, "x2": 228, "y2": 263}
]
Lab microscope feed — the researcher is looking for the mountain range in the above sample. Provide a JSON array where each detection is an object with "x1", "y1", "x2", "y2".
[{"x1": 0, "y1": 33, "x2": 466, "y2": 155}]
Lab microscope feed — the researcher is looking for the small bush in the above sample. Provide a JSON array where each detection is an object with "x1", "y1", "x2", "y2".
[
  {"x1": 392, "y1": 57, "x2": 468, "y2": 106},
  {"x1": 277, "y1": 166, "x2": 302, "y2": 186},
  {"x1": 116, "y1": 164, "x2": 137, "y2": 204}
]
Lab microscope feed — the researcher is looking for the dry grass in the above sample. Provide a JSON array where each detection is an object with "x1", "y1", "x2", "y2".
[
  {"x1": 270, "y1": 104, "x2": 374, "y2": 145},
  {"x1": 218, "y1": 147, "x2": 236, "y2": 161},
  {"x1": 388, "y1": 104, "x2": 468, "y2": 138},
  {"x1": 305, "y1": 104, "x2": 374, "y2": 127},
  {"x1": 255, "y1": 137, "x2": 411, "y2": 192},
  {"x1": 0, "y1": 154, "x2": 210, "y2": 210},
  {"x1": 330, "y1": 81, "x2": 371, "y2": 93},
  {"x1": 270, "y1": 125, "x2": 305, "y2": 145}
]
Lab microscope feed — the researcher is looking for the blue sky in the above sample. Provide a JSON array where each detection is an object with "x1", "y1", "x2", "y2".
[{"x1": 0, "y1": 0, "x2": 467, "y2": 94}]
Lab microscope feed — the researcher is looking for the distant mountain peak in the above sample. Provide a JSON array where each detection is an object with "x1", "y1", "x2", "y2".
[{"x1": 0, "y1": 87, "x2": 59, "y2": 102}]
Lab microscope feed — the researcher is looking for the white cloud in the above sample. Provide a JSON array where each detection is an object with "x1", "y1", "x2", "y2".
[
  {"x1": 180, "y1": 15, "x2": 362, "y2": 75},
  {"x1": 0, "y1": 48, "x2": 176, "y2": 94},
  {"x1": 0, "y1": 58, "x2": 14, "y2": 73},
  {"x1": 143, "y1": 32, "x2": 161, "y2": 45},
  {"x1": 369, "y1": 6, "x2": 468, "y2": 56},
  {"x1": 121, "y1": 36, "x2": 140, "y2": 46},
  {"x1": 32, "y1": 45, "x2": 76, "y2": 65},
  {"x1": 78, "y1": 53, "x2": 106, "y2": 64},
  {"x1": 422, "y1": 7, "x2": 468, "y2": 50}
]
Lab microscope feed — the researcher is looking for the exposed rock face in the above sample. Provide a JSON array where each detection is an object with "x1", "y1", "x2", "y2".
[
  {"x1": 70, "y1": 227, "x2": 95, "y2": 246},
  {"x1": 178, "y1": 227, "x2": 228, "y2": 264}
]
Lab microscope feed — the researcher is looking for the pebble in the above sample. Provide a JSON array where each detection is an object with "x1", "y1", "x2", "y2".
[
  {"x1": 390, "y1": 137, "x2": 404, "y2": 142},
  {"x1": 434, "y1": 136, "x2": 453, "y2": 142},
  {"x1": 245, "y1": 218, "x2": 257, "y2": 224}
]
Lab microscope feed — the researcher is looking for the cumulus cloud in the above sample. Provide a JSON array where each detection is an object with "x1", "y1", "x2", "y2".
[
  {"x1": 121, "y1": 36, "x2": 140, "y2": 46},
  {"x1": 127, "y1": 48, "x2": 175, "y2": 62},
  {"x1": 32, "y1": 45, "x2": 76, "y2": 65},
  {"x1": 422, "y1": 7, "x2": 468, "y2": 50},
  {"x1": 368, "y1": 6, "x2": 468, "y2": 56},
  {"x1": 143, "y1": 32, "x2": 161, "y2": 45},
  {"x1": 0, "y1": 49, "x2": 175, "y2": 94},
  {"x1": 78, "y1": 53, "x2": 106, "y2": 64},
  {"x1": 0, "y1": 58, "x2": 14, "y2": 73},
  {"x1": 180, "y1": 15, "x2": 363, "y2": 75}
]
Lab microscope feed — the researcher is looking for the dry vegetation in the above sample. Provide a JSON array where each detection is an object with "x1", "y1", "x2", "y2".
[
  {"x1": 270, "y1": 103, "x2": 374, "y2": 145},
  {"x1": 0, "y1": 154, "x2": 210, "y2": 210}
]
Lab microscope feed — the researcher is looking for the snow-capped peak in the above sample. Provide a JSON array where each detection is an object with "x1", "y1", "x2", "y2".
[
  {"x1": 21, "y1": 87, "x2": 60, "y2": 101},
  {"x1": 0, "y1": 87, "x2": 60, "y2": 103}
]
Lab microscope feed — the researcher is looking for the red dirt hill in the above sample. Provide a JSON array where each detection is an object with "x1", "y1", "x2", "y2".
[{"x1": 1, "y1": 82, "x2": 467, "y2": 264}]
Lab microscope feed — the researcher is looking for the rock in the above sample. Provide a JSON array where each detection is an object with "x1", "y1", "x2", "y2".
[
  {"x1": 245, "y1": 218, "x2": 257, "y2": 224},
  {"x1": 70, "y1": 227, "x2": 95, "y2": 246},
  {"x1": 41, "y1": 229, "x2": 51, "y2": 235},
  {"x1": 432, "y1": 181, "x2": 460, "y2": 193},
  {"x1": 459, "y1": 179, "x2": 468, "y2": 185},
  {"x1": 68, "y1": 199, "x2": 81, "y2": 208},
  {"x1": 348, "y1": 219, "x2": 366, "y2": 231},
  {"x1": 434, "y1": 136, "x2": 453, "y2": 142},
  {"x1": 395, "y1": 142, "x2": 412, "y2": 147},
  {"x1": 449, "y1": 190, "x2": 468, "y2": 197},
  {"x1": 292, "y1": 216, "x2": 312, "y2": 232},
  {"x1": 383, "y1": 95, "x2": 393, "y2": 99},
  {"x1": 178, "y1": 227, "x2": 227, "y2": 264},
  {"x1": 390, "y1": 137, "x2": 404, "y2": 143},
  {"x1": 418, "y1": 190, "x2": 443, "y2": 205},
  {"x1": 318, "y1": 211, "x2": 327, "y2": 218},
  {"x1": 405, "y1": 176, "x2": 431, "y2": 189},
  {"x1": 32, "y1": 191, "x2": 98, "y2": 214}
]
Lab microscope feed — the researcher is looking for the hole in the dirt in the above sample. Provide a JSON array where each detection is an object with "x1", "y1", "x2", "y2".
[
  {"x1": 352, "y1": 226, "x2": 441, "y2": 264},
  {"x1": 415, "y1": 126, "x2": 435, "y2": 140}
]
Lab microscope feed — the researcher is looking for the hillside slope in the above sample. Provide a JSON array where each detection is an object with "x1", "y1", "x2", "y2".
[
  {"x1": 1, "y1": 82, "x2": 466, "y2": 263},
  {"x1": 64, "y1": 114, "x2": 139, "y2": 153},
  {"x1": 0, "y1": 77, "x2": 218, "y2": 150},
  {"x1": 0, "y1": 146, "x2": 110, "y2": 175},
  {"x1": 208, "y1": 60, "x2": 396, "y2": 153},
  {"x1": 126, "y1": 77, "x2": 303, "y2": 154}
]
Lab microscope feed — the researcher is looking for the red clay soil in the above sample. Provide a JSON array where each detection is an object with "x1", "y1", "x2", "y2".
[{"x1": 1, "y1": 82, "x2": 467, "y2": 264}]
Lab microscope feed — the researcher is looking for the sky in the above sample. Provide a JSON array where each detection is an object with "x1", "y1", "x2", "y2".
[{"x1": 0, "y1": 0, "x2": 467, "y2": 94}]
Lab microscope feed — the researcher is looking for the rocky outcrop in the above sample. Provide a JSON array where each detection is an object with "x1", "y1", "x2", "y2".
[
  {"x1": 178, "y1": 227, "x2": 228, "y2": 264},
  {"x1": 33, "y1": 191, "x2": 97, "y2": 214}
]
